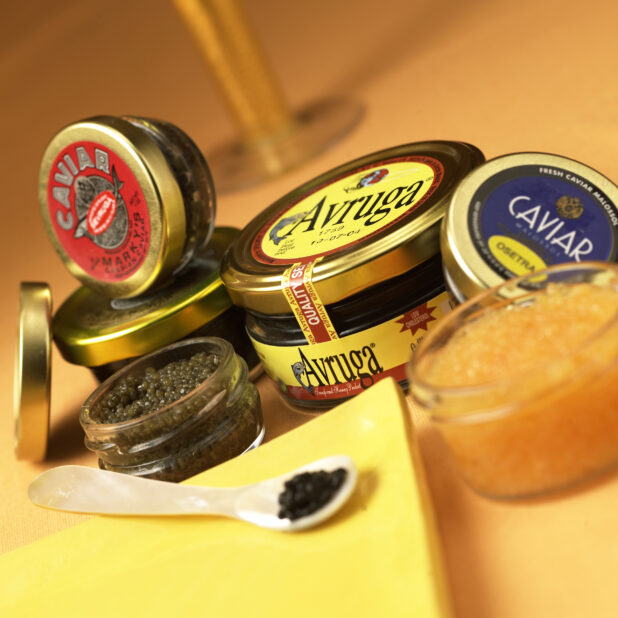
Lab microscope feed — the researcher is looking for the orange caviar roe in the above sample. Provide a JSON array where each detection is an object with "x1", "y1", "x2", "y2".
[
  {"x1": 426, "y1": 283, "x2": 618, "y2": 387},
  {"x1": 422, "y1": 282, "x2": 618, "y2": 498}
]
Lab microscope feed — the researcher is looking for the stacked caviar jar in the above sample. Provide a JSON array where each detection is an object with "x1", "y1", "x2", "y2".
[
  {"x1": 52, "y1": 226, "x2": 260, "y2": 382},
  {"x1": 38, "y1": 115, "x2": 217, "y2": 297},
  {"x1": 15, "y1": 116, "x2": 263, "y2": 480}
]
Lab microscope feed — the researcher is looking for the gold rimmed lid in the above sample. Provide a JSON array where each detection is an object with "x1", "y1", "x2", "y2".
[
  {"x1": 53, "y1": 227, "x2": 239, "y2": 367},
  {"x1": 38, "y1": 116, "x2": 187, "y2": 298},
  {"x1": 222, "y1": 141, "x2": 484, "y2": 314},
  {"x1": 441, "y1": 152, "x2": 618, "y2": 302},
  {"x1": 14, "y1": 282, "x2": 52, "y2": 461}
]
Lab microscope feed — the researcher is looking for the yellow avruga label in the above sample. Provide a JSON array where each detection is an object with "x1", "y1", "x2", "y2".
[
  {"x1": 488, "y1": 235, "x2": 547, "y2": 276},
  {"x1": 252, "y1": 157, "x2": 443, "y2": 264},
  {"x1": 250, "y1": 291, "x2": 452, "y2": 402}
]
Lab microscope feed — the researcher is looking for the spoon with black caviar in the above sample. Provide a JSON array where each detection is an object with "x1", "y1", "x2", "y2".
[{"x1": 28, "y1": 455, "x2": 357, "y2": 532}]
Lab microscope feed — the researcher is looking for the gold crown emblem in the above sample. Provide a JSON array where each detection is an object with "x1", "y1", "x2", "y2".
[{"x1": 556, "y1": 195, "x2": 584, "y2": 219}]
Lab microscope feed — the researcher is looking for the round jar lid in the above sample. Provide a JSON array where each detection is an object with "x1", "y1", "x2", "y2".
[
  {"x1": 222, "y1": 141, "x2": 484, "y2": 314},
  {"x1": 53, "y1": 227, "x2": 239, "y2": 367},
  {"x1": 39, "y1": 116, "x2": 190, "y2": 298},
  {"x1": 441, "y1": 152, "x2": 618, "y2": 302},
  {"x1": 14, "y1": 282, "x2": 52, "y2": 461}
]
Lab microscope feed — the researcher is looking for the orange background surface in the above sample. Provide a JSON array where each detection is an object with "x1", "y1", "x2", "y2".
[{"x1": 2, "y1": 1, "x2": 618, "y2": 616}]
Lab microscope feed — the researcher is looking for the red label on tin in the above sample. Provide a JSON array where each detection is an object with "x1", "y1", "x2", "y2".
[{"x1": 46, "y1": 141, "x2": 151, "y2": 282}]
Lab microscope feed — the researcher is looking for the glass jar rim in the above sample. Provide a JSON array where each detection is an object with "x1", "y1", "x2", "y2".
[
  {"x1": 408, "y1": 261, "x2": 618, "y2": 424},
  {"x1": 79, "y1": 336, "x2": 236, "y2": 431}
]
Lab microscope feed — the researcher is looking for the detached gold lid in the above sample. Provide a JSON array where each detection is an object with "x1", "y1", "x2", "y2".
[
  {"x1": 38, "y1": 116, "x2": 187, "y2": 298},
  {"x1": 14, "y1": 283, "x2": 52, "y2": 461},
  {"x1": 222, "y1": 141, "x2": 484, "y2": 314},
  {"x1": 53, "y1": 227, "x2": 238, "y2": 367},
  {"x1": 441, "y1": 152, "x2": 618, "y2": 302}
]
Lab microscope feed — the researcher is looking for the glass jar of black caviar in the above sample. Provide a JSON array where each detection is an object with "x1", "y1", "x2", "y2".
[
  {"x1": 222, "y1": 141, "x2": 484, "y2": 411},
  {"x1": 80, "y1": 337, "x2": 263, "y2": 482},
  {"x1": 39, "y1": 115, "x2": 216, "y2": 298}
]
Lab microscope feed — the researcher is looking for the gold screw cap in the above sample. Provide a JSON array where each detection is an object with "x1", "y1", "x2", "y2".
[{"x1": 14, "y1": 283, "x2": 52, "y2": 461}]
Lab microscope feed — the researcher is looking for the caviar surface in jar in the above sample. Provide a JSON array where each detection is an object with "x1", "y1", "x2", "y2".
[
  {"x1": 222, "y1": 141, "x2": 484, "y2": 411},
  {"x1": 53, "y1": 227, "x2": 260, "y2": 381},
  {"x1": 80, "y1": 337, "x2": 263, "y2": 483},
  {"x1": 441, "y1": 152, "x2": 618, "y2": 302},
  {"x1": 92, "y1": 351, "x2": 220, "y2": 424},
  {"x1": 39, "y1": 115, "x2": 216, "y2": 298},
  {"x1": 409, "y1": 262, "x2": 618, "y2": 499}
]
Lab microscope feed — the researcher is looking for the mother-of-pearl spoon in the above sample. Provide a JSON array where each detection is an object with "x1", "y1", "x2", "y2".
[{"x1": 28, "y1": 454, "x2": 357, "y2": 532}]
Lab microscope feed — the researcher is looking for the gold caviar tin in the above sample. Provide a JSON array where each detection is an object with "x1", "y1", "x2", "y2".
[
  {"x1": 441, "y1": 152, "x2": 618, "y2": 302},
  {"x1": 14, "y1": 282, "x2": 52, "y2": 461},
  {"x1": 39, "y1": 116, "x2": 216, "y2": 298},
  {"x1": 221, "y1": 142, "x2": 484, "y2": 409},
  {"x1": 53, "y1": 227, "x2": 257, "y2": 380}
]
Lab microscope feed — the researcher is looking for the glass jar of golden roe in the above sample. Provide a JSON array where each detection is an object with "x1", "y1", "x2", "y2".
[{"x1": 409, "y1": 262, "x2": 618, "y2": 499}]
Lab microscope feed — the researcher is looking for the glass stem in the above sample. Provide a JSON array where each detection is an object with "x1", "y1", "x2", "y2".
[{"x1": 172, "y1": 0, "x2": 294, "y2": 144}]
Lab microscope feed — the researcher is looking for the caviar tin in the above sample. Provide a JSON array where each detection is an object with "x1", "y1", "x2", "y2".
[
  {"x1": 38, "y1": 115, "x2": 216, "y2": 298},
  {"x1": 14, "y1": 282, "x2": 52, "y2": 461},
  {"x1": 53, "y1": 227, "x2": 259, "y2": 381},
  {"x1": 221, "y1": 141, "x2": 484, "y2": 410},
  {"x1": 441, "y1": 152, "x2": 618, "y2": 302}
]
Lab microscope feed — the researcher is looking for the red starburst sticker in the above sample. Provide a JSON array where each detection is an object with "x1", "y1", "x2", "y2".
[{"x1": 395, "y1": 303, "x2": 437, "y2": 335}]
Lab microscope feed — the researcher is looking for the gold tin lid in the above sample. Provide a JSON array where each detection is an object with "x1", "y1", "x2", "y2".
[
  {"x1": 441, "y1": 152, "x2": 618, "y2": 302},
  {"x1": 222, "y1": 141, "x2": 484, "y2": 314},
  {"x1": 14, "y1": 283, "x2": 52, "y2": 461},
  {"x1": 38, "y1": 116, "x2": 187, "y2": 298},
  {"x1": 53, "y1": 227, "x2": 238, "y2": 367}
]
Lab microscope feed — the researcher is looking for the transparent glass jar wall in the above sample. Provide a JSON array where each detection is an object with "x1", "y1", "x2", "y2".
[
  {"x1": 409, "y1": 262, "x2": 618, "y2": 499},
  {"x1": 80, "y1": 337, "x2": 263, "y2": 482}
]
